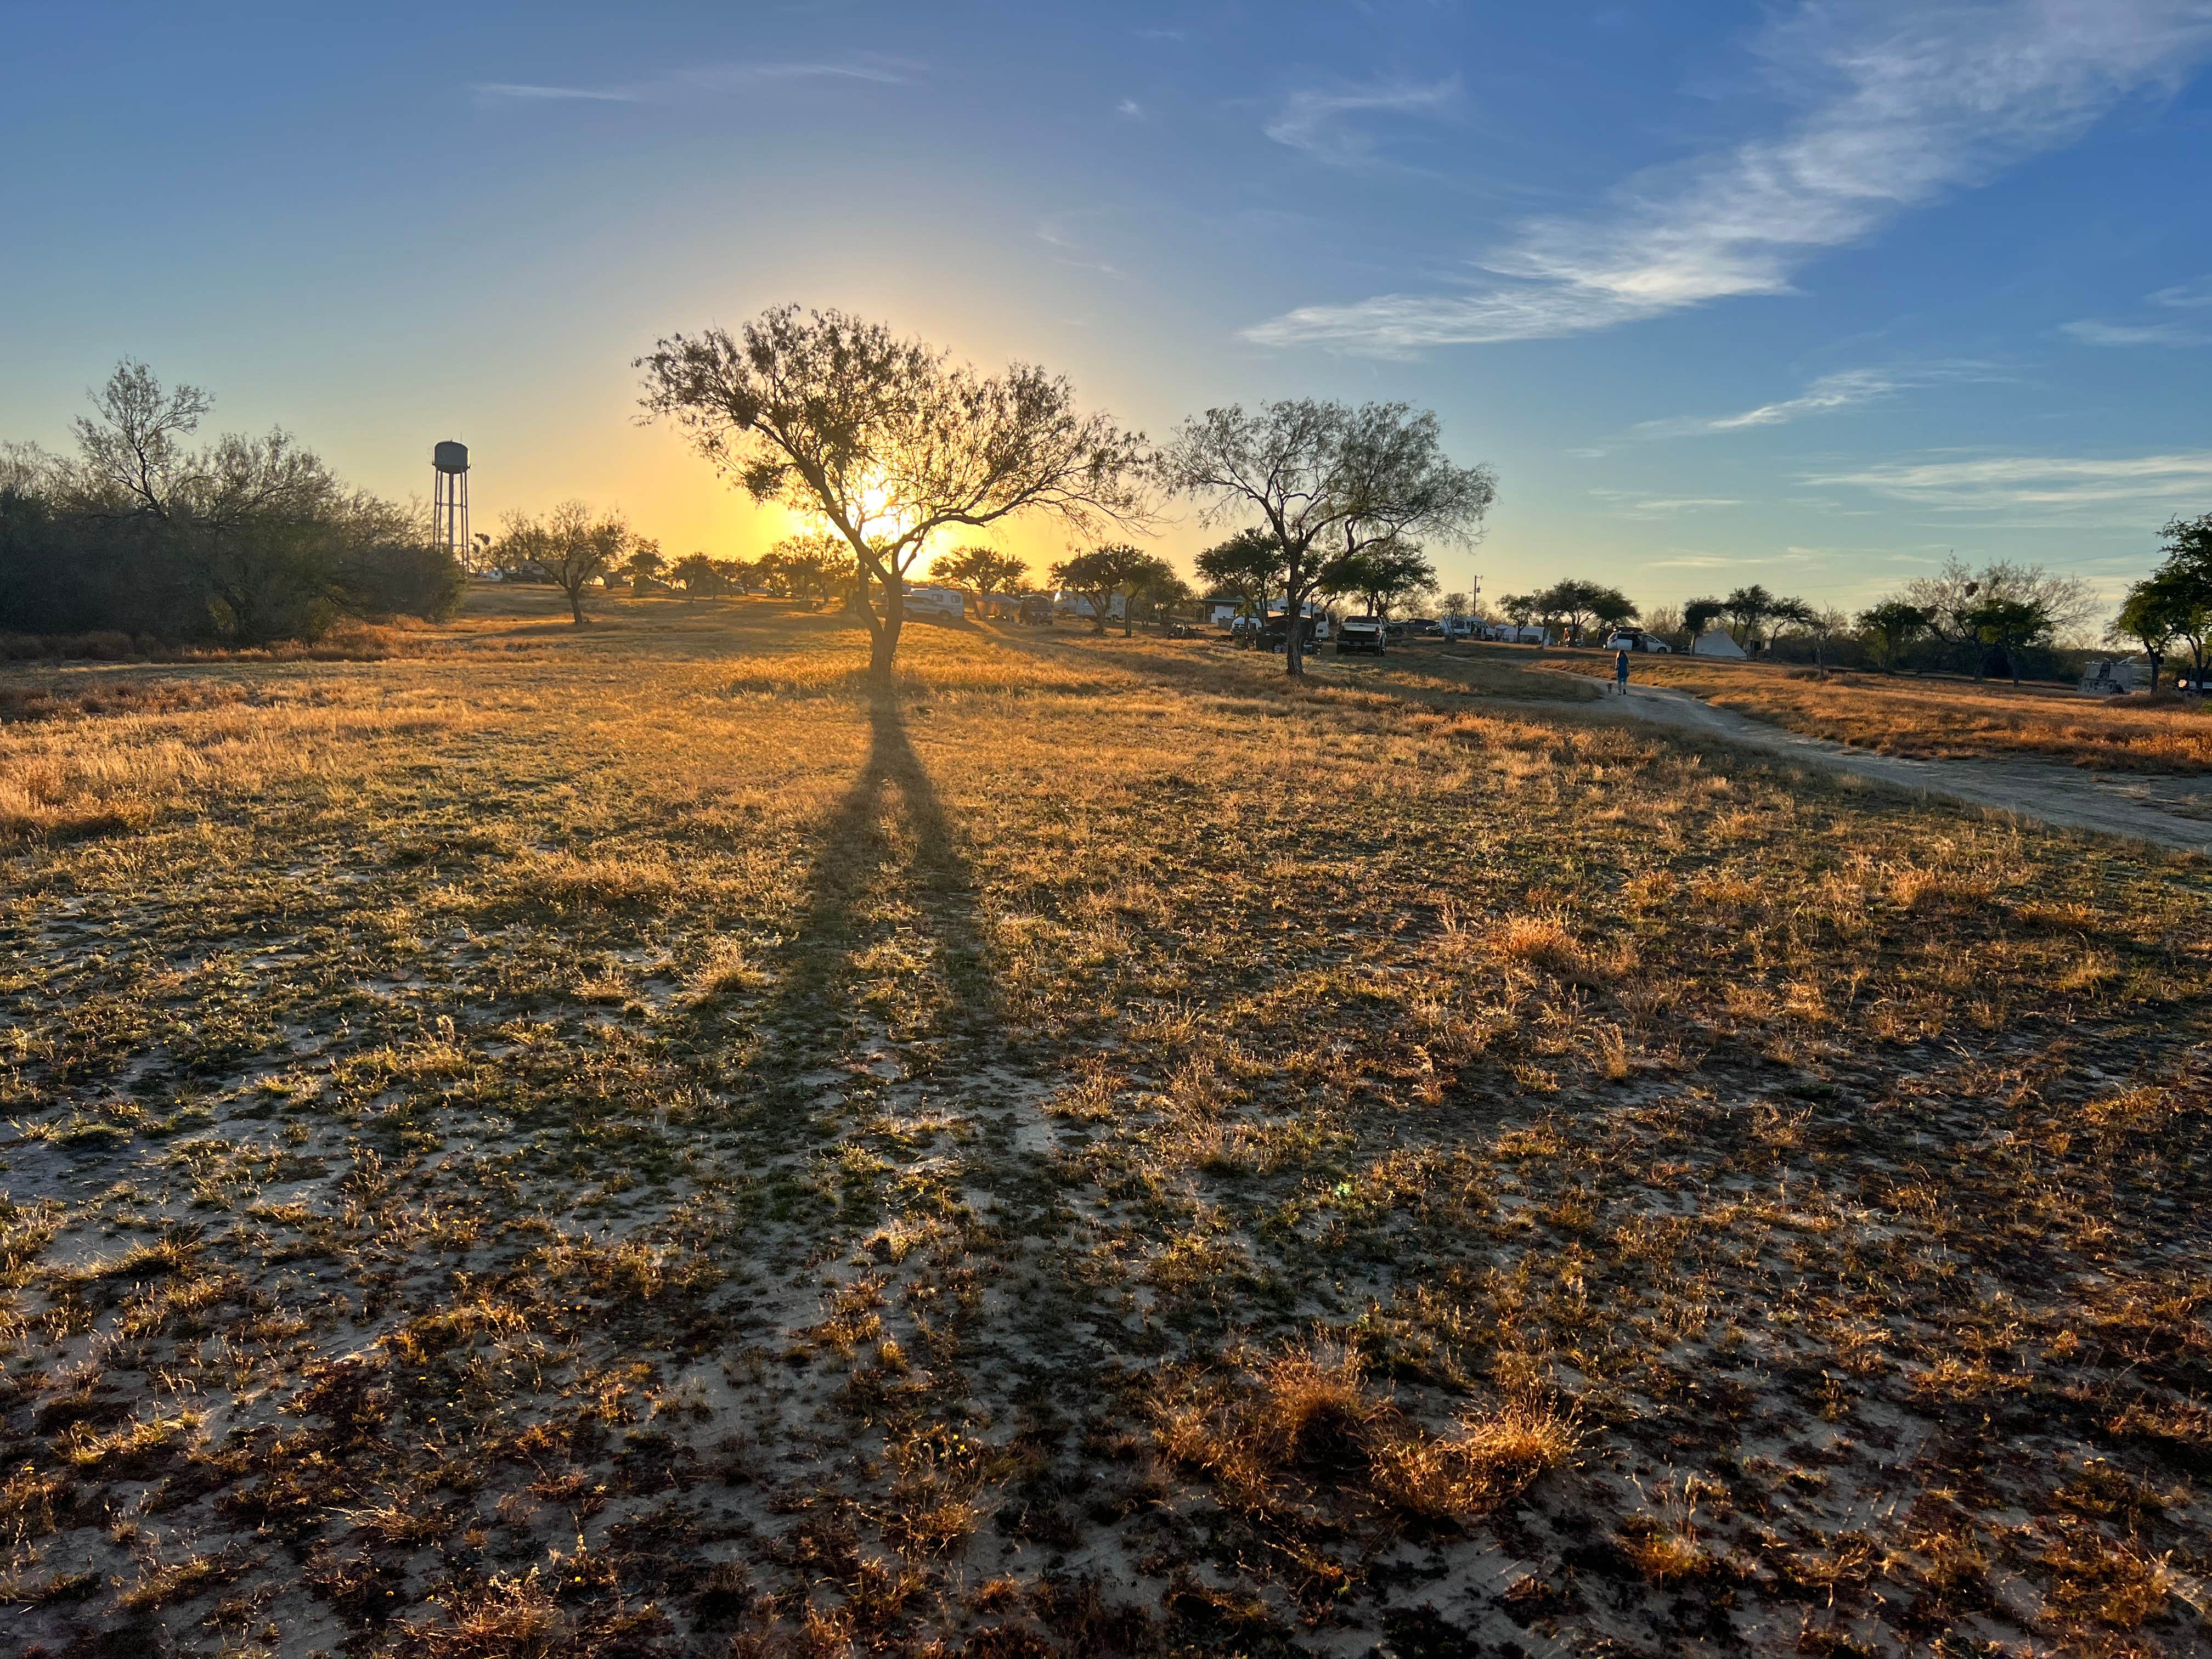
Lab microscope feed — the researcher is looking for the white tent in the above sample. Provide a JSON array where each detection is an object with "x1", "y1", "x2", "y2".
[{"x1": 1691, "y1": 629, "x2": 1747, "y2": 659}]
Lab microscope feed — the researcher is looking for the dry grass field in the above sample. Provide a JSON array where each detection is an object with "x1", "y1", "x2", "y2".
[
  {"x1": 3, "y1": 592, "x2": 2209, "y2": 1657},
  {"x1": 1538, "y1": 650, "x2": 2212, "y2": 773}
]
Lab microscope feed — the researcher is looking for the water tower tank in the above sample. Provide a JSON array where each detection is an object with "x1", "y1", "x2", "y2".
[{"x1": 433, "y1": 441, "x2": 469, "y2": 474}]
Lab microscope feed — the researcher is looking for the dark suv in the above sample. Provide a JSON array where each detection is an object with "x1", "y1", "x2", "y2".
[{"x1": 1336, "y1": 616, "x2": 1387, "y2": 656}]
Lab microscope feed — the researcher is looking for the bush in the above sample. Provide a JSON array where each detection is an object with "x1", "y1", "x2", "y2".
[{"x1": 0, "y1": 364, "x2": 468, "y2": 646}]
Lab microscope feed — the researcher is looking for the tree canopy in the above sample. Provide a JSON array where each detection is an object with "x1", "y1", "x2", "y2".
[
  {"x1": 755, "y1": 533, "x2": 857, "y2": 607},
  {"x1": 929, "y1": 545, "x2": 1031, "y2": 610},
  {"x1": 1194, "y1": 529, "x2": 1288, "y2": 619},
  {"x1": 639, "y1": 306, "x2": 1149, "y2": 681},
  {"x1": 1048, "y1": 544, "x2": 1170, "y2": 636},
  {"x1": 1857, "y1": 600, "x2": 1931, "y2": 671},
  {"x1": 1158, "y1": 400, "x2": 1492, "y2": 674},
  {"x1": 1329, "y1": 540, "x2": 1438, "y2": 620},
  {"x1": 2, "y1": 360, "x2": 461, "y2": 644},
  {"x1": 2114, "y1": 514, "x2": 2212, "y2": 690},
  {"x1": 493, "y1": 503, "x2": 630, "y2": 624}
]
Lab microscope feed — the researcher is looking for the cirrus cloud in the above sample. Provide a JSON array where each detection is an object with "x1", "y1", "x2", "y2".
[{"x1": 1245, "y1": 1, "x2": 2212, "y2": 354}]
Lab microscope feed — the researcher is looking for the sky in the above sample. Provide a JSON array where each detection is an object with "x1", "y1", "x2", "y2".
[{"x1": 5, "y1": 0, "x2": 2211, "y2": 619}]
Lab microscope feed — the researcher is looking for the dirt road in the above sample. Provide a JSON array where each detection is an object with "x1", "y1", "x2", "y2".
[{"x1": 1594, "y1": 684, "x2": 2212, "y2": 856}]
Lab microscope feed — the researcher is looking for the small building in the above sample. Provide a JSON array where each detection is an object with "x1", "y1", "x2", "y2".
[{"x1": 1691, "y1": 629, "x2": 1748, "y2": 659}]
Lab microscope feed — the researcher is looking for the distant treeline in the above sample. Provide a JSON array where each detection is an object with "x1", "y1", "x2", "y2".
[{"x1": 1, "y1": 362, "x2": 464, "y2": 646}]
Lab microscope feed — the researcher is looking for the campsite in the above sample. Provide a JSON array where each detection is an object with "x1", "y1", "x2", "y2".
[
  {"x1": 10, "y1": 4, "x2": 2212, "y2": 1653},
  {"x1": 3, "y1": 589, "x2": 2209, "y2": 1656}
]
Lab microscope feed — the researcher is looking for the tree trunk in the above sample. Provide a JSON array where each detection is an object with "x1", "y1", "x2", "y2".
[
  {"x1": 2148, "y1": 651, "x2": 2162, "y2": 692},
  {"x1": 868, "y1": 576, "x2": 904, "y2": 684},
  {"x1": 568, "y1": 578, "x2": 586, "y2": 625}
]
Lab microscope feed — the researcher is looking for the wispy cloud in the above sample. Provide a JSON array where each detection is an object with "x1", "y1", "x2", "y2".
[
  {"x1": 1246, "y1": 1, "x2": 2212, "y2": 353},
  {"x1": 1634, "y1": 363, "x2": 2005, "y2": 437},
  {"x1": 1638, "y1": 368, "x2": 1900, "y2": 436},
  {"x1": 1589, "y1": 489, "x2": 1742, "y2": 518},
  {"x1": 473, "y1": 58, "x2": 918, "y2": 106},
  {"x1": 1262, "y1": 77, "x2": 1459, "y2": 166},
  {"x1": 2059, "y1": 318, "x2": 2212, "y2": 346},
  {"x1": 1803, "y1": 450, "x2": 2212, "y2": 515},
  {"x1": 1037, "y1": 216, "x2": 1128, "y2": 279},
  {"x1": 2060, "y1": 273, "x2": 2212, "y2": 345},
  {"x1": 1116, "y1": 98, "x2": 1144, "y2": 119},
  {"x1": 475, "y1": 83, "x2": 641, "y2": 103}
]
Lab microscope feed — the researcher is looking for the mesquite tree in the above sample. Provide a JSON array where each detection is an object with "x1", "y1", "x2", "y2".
[
  {"x1": 1158, "y1": 400, "x2": 1492, "y2": 675},
  {"x1": 638, "y1": 307, "x2": 1149, "y2": 682},
  {"x1": 1194, "y1": 528, "x2": 1287, "y2": 622},
  {"x1": 494, "y1": 502, "x2": 629, "y2": 625}
]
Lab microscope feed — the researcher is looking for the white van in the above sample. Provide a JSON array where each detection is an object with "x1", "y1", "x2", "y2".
[{"x1": 901, "y1": 585, "x2": 968, "y2": 622}]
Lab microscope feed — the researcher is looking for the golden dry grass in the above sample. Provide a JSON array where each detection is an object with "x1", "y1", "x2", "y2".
[
  {"x1": 1542, "y1": 645, "x2": 2212, "y2": 770},
  {"x1": 2, "y1": 590, "x2": 2208, "y2": 1656}
]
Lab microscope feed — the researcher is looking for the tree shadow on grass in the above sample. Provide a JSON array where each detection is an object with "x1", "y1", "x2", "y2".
[{"x1": 757, "y1": 692, "x2": 995, "y2": 1065}]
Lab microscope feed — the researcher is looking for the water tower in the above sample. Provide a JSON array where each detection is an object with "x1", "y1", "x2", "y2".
[{"x1": 431, "y1": 441, "x2": 470, "y2": 567}]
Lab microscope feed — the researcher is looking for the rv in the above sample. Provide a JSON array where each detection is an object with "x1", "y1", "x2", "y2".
[
  {"x1": 900, "y1": 585, "x2": 968, "y2": 622},
  {"x1": 1054, "y1": 590, "x2": 1127, "y2": 622}
]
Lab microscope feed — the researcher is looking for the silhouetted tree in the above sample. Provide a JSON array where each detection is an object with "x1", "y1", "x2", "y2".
[
  {"x1": 1131, "y1": 562, "x2": 1194, "y2": 631},
  {"x1": 1722, "y1": 585, "x2": 1778, "y2": 651},
  {"x1": 1329, "y1": 540, "x2": 1438, "y2": 619},
  {"x1": 1962, "y1": 595, "x2": 2053, "y2": 685},
  {"x1": 1527, "y1": 579, "x2": 1634, "y2": 644},
  {"x1": 1050, "y1": 544, "x2": 1168, "y2": 636},
  {"x1": 622, "y1": 540, "x2": 667, "y2": 585},
  {"x1": 495, "y1": 503, "x2": 628, "y2": 624},
  {"x1": 1684, "y1": 596, "x2": 1728, "y2": 640},
  {"x1": 756, "y1": 533, "x2": 857, "y2": 607},
  {"x1": 930, "y1": 545, "x2": 1031, "y2": 613},
  {"x1": 639, "y1": 307, "x2": 1149, "y2": 684}
]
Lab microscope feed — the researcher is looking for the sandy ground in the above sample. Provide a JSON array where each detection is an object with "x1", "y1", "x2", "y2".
[{"x1": 1590, "y1": 684, "x2": 2212, "y2": 855}]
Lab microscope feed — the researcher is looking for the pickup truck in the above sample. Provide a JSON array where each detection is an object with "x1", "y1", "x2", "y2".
[{"x1": 1336, "y1": 617, "x2": 1387, "y2": 656}]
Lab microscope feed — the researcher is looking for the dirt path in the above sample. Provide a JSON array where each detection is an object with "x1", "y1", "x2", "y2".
[{"x1": 1591, "y1": 684, "x2": 2212, "y2": 855}]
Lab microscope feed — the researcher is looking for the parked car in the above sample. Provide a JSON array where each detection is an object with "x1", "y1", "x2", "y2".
[
  {"x1": 1605, "y1": 630, "x2": 1673, "y2": 653},
  {"x1": 1017, "y1": 594, "x2": 1054, "y2": 626},
  {"x1": 1257, "y1": 614, "x2": 1319, "y2": 652},
  {"x1": 1336, "y1": 616, "x2": 1388, "y2": 656}
]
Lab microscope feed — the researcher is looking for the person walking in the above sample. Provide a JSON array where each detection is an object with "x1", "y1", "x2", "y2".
[{"x1": 1613, "y1": 642, "x2": 1632, "y2": 696}]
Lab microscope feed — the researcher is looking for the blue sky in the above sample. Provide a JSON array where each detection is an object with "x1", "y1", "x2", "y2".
[{"x1": 5, "y1": 1, "x2": 2211, "y2": 618}]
